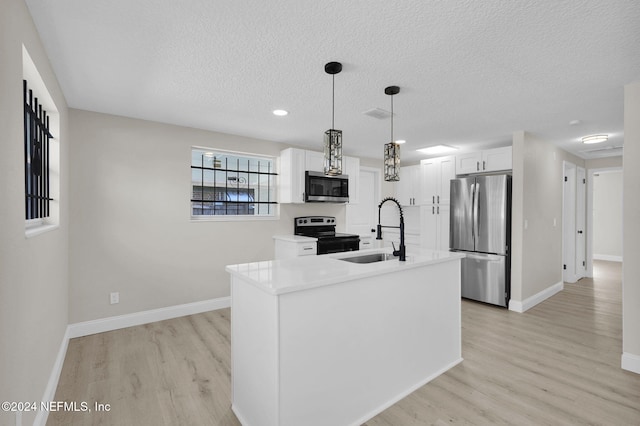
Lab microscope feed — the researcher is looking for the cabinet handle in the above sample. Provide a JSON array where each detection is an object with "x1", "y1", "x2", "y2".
[
  {"x1": 477, "y1": 162, "x2": 480, "y2": 171},
  {"x1": 432, "y1": 206, "x2": 435, "y2": 214},
  {"x1": 437, "y1": 206, "x2": 440, "y2": 214},
  {"x1": 432, "y1": 195, "x2": 435, "y2": 203},
  {"x1": 483, "y1": 160, "x2": 486, "y2": 170},
  {"x1": 303, "y1": 247, "x2": 314, "y2": 250},
  {"x1": 437, "y1": 195, "x2": 440, "y2": 204}
]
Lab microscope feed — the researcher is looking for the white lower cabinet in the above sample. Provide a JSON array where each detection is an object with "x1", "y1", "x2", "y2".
[
  {"x1": 380, "y1": 229, "x2": 421, "y2": 251},
  {"x1": 274, "y1": 236, "x2": 317, "y2": 259},
  {"x1": 420, "y1": 204, "x2": 450, "y2": 251}
]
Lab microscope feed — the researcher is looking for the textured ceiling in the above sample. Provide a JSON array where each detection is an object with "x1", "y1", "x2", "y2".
[{"x1": 25, "y1": 0, "x2": 640, "y2": 162}]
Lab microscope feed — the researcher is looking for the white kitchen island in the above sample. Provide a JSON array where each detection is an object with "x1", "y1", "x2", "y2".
[{"x1": 225, "y1": 248, "x2": 464, "y2": 426}]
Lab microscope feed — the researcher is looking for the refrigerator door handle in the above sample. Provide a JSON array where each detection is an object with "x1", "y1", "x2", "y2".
[
  {"x1": 470, "y1": 182, "x2": 476, "y2": 244},
  {"x1": 473, "y1": 182, "x2": 480, "y2": 244}
]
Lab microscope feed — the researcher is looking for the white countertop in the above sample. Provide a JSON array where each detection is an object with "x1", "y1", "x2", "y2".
[
  {"x1": 226, "y1": 248, "x2": 464, "y2": 295},
  {"x1": 272, "y1": 234, "x2": 317, "y2": 243}
]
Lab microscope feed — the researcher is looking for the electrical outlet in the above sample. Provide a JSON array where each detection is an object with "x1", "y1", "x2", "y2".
[{"x1": 110, "y1": 292, "x2": 119, "y2": 305}]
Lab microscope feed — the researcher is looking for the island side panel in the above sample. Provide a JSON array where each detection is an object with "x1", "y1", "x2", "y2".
[
  {"x1": 277, "y1": 259, "x2": 462, "y2": 426},
  {"x1": 231, "y1": 275, "x2": 280, "y2": 426}
]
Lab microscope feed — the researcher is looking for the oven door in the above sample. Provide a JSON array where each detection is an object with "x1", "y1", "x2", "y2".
[
  {"x1": 317, "y1": 237, "x2": 360, "y2": 255},
  {"x1": 305, "y1": 171, "x2": 349, "y2": 203}
]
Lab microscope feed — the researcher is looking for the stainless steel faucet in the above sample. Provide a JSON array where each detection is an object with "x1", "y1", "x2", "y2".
[{"x1": 376, "y1": 197, "x2": 406, "y2": 261}]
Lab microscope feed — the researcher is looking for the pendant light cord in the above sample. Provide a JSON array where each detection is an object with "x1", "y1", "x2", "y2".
[
  {"x1": 390, "y1": 94, "x2": 394, "y2": 143},
  {"x1": 332, "y1": 74, "x2": 335, "y2": 130}
]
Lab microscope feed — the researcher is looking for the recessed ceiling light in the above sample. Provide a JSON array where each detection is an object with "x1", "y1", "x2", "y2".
[
  {"x1": 582, "y1": 134, "x2": 608, "y2": 144},
  {"x1": 569, "y1": 119, "x2": 581, "y2": 126},
  {"x1": 416, "y1": 144, "x2": 459, "y2": 155},
  {"x1": 273, "y1": 109, "x2": 288, "y2": 116},
  {"x1": 395, "y1": 140, "x2": 406, "y2": 144}
]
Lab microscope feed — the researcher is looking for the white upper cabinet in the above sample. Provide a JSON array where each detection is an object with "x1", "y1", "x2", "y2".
[
  {"x1": 305, "y1": 150, "x2": 325, "y2": 173},
  {"x1": 344, "y1": 155, "x2": 360, "y2": 204},
  {"x1": 420, "y1": 156, "x2": 455, "y2": 205},
  {"x1": 395, "y1": 165, "x2": 422, "y2": 206},
  {"x1": 279, "y1": 148, "x2": 306, "y2": 203},
  {"x1": 456, "y1": 146, "x2": 512, "y2": 175}
]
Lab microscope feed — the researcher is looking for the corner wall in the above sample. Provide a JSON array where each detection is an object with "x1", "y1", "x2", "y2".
[
  {"x1": 622, "y1": 82, "x2": 640, "y2": 373},
  {"x1": 0, "y1": 0, "x2": 69, "y2": 424},
  {"x1": 510, "y1": 131, "x2": 585, "y2": 309},
  {"x1": 68, "y1": 109, "x2": 352, "y2": 323}
]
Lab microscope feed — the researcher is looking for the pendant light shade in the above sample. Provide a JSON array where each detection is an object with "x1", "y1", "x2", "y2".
[
  {"x1": 384, "y1": 86, "x2": 401, "y2": 182},
  {"x1": 324, "y1": 62, "x2": 343, "y2": 176}
]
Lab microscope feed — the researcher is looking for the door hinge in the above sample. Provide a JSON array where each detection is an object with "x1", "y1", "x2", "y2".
[
  {"x1": 563, "y1": 264, "x2": 567, "y2": 270},
  {"x1": 583, "y1": 261, "x2": 586, "y2": 266},
  {"x1": 564, "y1": 176, "x2": 568, "y2": 182},
  {"x1": 583, "y1": 178, "x2": 586, "y2": 184}
]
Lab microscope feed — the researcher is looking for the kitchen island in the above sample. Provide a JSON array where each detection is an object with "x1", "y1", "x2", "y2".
[{"x1": 225, "y1": 248, "x2": 464, "y2": 426}]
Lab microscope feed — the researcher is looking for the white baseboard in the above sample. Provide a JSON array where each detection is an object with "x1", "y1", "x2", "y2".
[
  {"x1": 593, "y1": 254, "x2": 623, "y2": 262},
  {"x1": 509, "y1": 281, "x2": 564, "y2": 313},
  {"x1": 33, "y1": 297, "x2": 231, "y2": 426},
  {"x1": 34, "y1": 327, "x2": 71, "y2": 426},
  {"x1": 622, "y1": 352, "x2": 640, "y2": 375},
  {"x1": 68, "y1": 296, "x2": 231, "y2": 338}
]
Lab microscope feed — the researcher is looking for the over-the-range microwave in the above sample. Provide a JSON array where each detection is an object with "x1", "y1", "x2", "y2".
[{"x1": 304, "y1": 171, "x2": 349, "y2": 203}]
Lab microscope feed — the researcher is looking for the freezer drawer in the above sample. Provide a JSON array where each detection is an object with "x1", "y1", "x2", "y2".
[{"x1": 460, "y1": 252, "x2": 508, "y2": 307}]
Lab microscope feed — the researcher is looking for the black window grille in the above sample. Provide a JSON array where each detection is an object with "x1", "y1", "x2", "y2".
[
  {"x1": 191, "y1": 149, "x2": 277, "y2": 217},
  {"x1": 24, "y1": 80, "x2": 53, "y2": 220}
]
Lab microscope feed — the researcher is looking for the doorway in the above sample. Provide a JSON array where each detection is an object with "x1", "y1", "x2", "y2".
[
  {"x1": 586, "y1": 167, "x2": 623, "y2": 276},
  {"x1": 563, "y1": 161, "x2": 587, "y2": 283}
]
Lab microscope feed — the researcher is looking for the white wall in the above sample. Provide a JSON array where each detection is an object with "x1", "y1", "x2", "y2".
[
  {"x1": 622, "y1": 82, "x2": 640, "y2": 373},
  {"x1": 69, "y1": 109, "x2": 367, "y2": 323},
  {"x1": 511, "y1": 131, "x2": 585, "y2": 307},
  {"x1": 0, "y1": 0, "x2": 69, "y2": 424},
  {"x1": 592, "y1": 171, "x2": 623, "y2": 261}
]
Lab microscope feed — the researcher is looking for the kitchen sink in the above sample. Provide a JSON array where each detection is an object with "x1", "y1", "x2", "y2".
[{"x1": 337, "y1": 252, "x2": 396, "y2": 264}]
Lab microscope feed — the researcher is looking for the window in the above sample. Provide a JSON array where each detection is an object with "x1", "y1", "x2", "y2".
[
  {"x1": 23, "y1": 46, "x2": 60, "y2": 237},
  {"x1": 24, "y1": 79, "x2": 53, "y2": 220},
  {"x1": 191, "y1": 148, "x2": 277, "y2": 219}
]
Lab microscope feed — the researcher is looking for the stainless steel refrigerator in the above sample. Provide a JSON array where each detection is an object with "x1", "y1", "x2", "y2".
[{"x1": 450, "y1": 174, "x2": 511, "y2": 307}]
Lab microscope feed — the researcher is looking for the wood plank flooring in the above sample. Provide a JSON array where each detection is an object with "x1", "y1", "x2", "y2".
[{"x1": 48, "y1": 261, "x2": 639, "y2": 425}]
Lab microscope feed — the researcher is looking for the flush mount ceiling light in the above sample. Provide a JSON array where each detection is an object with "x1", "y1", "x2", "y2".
[
  {"x1": 417, "y1": 144, "x2": 459, "y2": 155},
  {"x1": 272, "y1": 109, "x2": 288, "y2": 116},
  {"x1": 323, "y1": 61, "x2": 343, "y2": 176},
  {"x1": 384, "y1": 86, "x2": 401, "y2": 182},
  {"x1": 582, "y1": 134, "x2": 608, "y2": 144}
]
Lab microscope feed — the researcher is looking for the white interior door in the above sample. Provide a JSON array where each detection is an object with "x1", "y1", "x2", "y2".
[
  {"x1": 575, "y1": 167, "x2": 587, "y2": 279},
  {"x1": 563, "y1": 162, "x2": 577, "y2": 283},
  {"x1": 346, "y1": 167, "x2": 380, "y2": 238}
]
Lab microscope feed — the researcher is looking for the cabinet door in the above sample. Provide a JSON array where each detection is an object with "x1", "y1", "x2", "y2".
[
  {"x1": 420, "y1": 206, "x2": 438, "y2": 250},
  {"x1": 420, "y1": 160, "x2": 438, "y2": 205},
  {"x1": 482, "y1": 146, "x2": 512, "y2": 172},
  {"x1": 456, "y1": 152, "x2": 482, "y2": 175},
  {"x1": 279, "y1": 148, "x2": 306, "y2": 203},
  {"x1": 305, "y1": 150, "x2": 325, "y2": 173},
  {"x1": 344, "y1": 156, "x2": 360, "y2": 204},
  {"x1": 437, "y1": 204, "x2": 450, "y2": 251},
  {"x1": 437, "y1": 156, "x2": 455, "y2": 205},
  {"x1": 396, "y1": 165, "x2": 417, "y2": 206}
]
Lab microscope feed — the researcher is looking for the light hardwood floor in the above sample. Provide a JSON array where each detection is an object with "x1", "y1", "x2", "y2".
[{"x1": 48, "y1": 261, "x2": 639, "y2": 425}]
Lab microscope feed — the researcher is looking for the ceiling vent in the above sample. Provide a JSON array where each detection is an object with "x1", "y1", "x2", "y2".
[{"x1": 363, "y1": 108, "x2": 392, "y2": 120}]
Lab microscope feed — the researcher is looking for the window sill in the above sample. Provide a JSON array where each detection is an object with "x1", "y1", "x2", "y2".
[
  {"x1": 190, "y1": 215, "x2": 279, "y2": 223},
  {"x1": 25, "y1": 223, "x2": 59, "y2": 238}
]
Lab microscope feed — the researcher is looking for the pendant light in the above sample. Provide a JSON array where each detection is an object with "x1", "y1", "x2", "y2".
[
  {"x1": 324, "y1": 61, "x2": 343, "y2": 176},
  {"x1": 384, "y1": 86, "x2": 400, "y2": 182}
]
